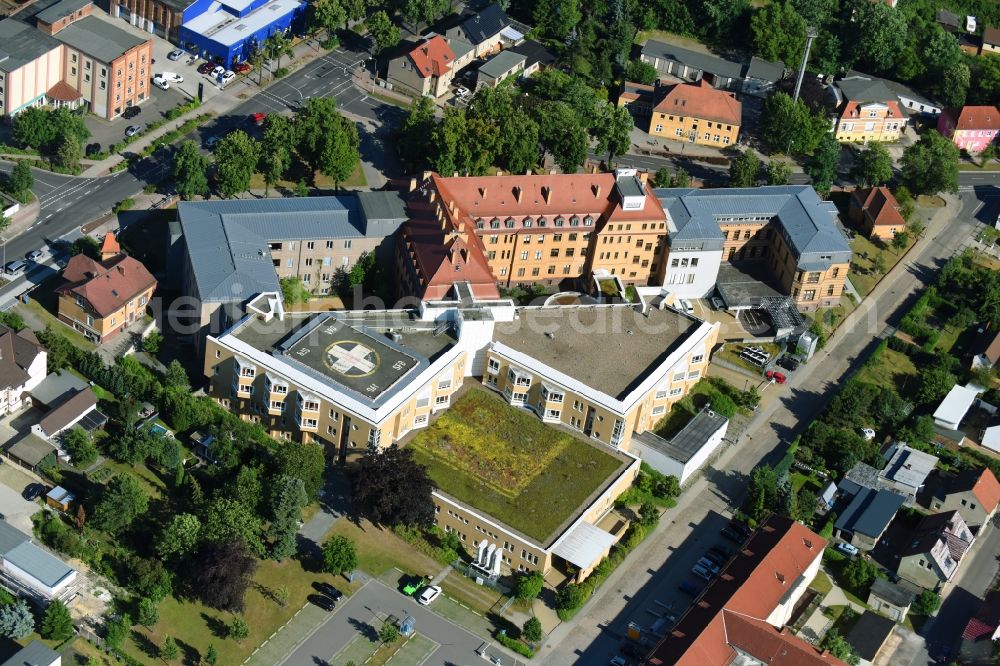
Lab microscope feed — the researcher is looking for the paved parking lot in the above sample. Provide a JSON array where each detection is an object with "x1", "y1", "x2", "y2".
[{"x1": 0, "y1": 463, "x2": 44, "y2": 534}]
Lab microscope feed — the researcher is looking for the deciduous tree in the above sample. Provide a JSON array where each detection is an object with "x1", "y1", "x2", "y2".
[
  {"x1": 851, "y1": 143, "x2": 893, "y2": 188},
  {"x1": 848, "y1": 0, "x2": 908, "y2": 74},
  {"x1": 901, "y1": 130, "x2": 959, "y2": 195},
  {"x1": 203, "y1": 498, "x2": 264, "y2": 556},
  {"x1": 137, "y1": 597, "x2": 159, "y2": 627},
  {"x1": 760, "y1": 92, "x2": 827, "y2": 155},
  {"x1": 729, "y1": 149, "x2": 761, "y2": 187},
  {"x1": 402, "y1": 0, "x2": 448, "y2": 33},
  {"x1": 351, "y1": 444, "x2": 435, "y2": 527},
  {"x1": 534, "y1": 101, "x2": 588, "y2": 174},
  {"x1": 366, "y1": 11, "x2": 400, "y2": 54},
  {"x1": 273, "y1": 438, "x2": 326, "y2": 500},
  {"x1": 64, "y1": 426, "x2": 97, "y2": 467},
  {"x1": 55, "y1": 133, "x2": 82, "y2": 170},
  {"x1": 193, "y1": 541, "x2": 258, "y2": 612},
  {"x1": 157, "y1": 513, "x2": 202, "y2": 561},
  {"x1": 7, "y1": 161, "x2": 33, "y2": 200},
  {"x1": 625, "y1": 60, "x2": 659, "y2": 85},
  {"x1": 514, "y1": 571, "x2": 544, "y2": 601},
  {"x1": 522, "y1": 616, "x2": 543, "y2": 642},
  {"x1": 215, "y1": 130, "x2": 260, "y2": 198},
  {"x1": 172, "y1": 140, "x2": 209, "y2": 200},
  {"x1": 259, "y1": 115, "x2": 295, "y2": 196},
  {"x1": 533, "y1": 0, "x2": 581, "y2": 41},
  {"x1": 751, "y1": 2, "x2": 806, "y2": 66},
  {"x1": 595, "y1": 103, "x2": 634, "y2": 164},
  {"x1": 295, "y1": 98, "x2": 360, "y2": 187},
  {"x1": 805, "y1": 134, "x2": 840, "y2": 194},
  {"x1": 92, "y1": 473, "x2": 149, "y2": 535},
  {"x1": 767, "y1": 160, "x2": 791, "y2": 185},
  {"x1": 322, "y1": 535, "x2": 358, "y2": 574},
  {"x1": 229, "y1": 616, "x2": 249, "y2": 641}
]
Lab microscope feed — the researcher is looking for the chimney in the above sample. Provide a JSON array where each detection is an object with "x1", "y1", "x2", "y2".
[
  {"x1": 514, "y1": 186, "x2": 522, "y2": 203},
  {"x1": 638, "y1": 171, "x2": 649, "y2": 185},
  {"x1": 497, "y1": 170, "x2": 504, "y2": 176},
  {"x1": 450, "y1": 200, "x2": 458, "y2": 216},
  {"x1": 592, "y1": 184, "x2": 601, "y2": 198},
  {"x1": 453, "y1": 172, "x2": 459, "y2": 178},
  {"x1": 542, "y1": 186, "x2": 552, "y2": 204},
  {"x1": 549, "y1": 168, "x2": 557, "y2": 175}
]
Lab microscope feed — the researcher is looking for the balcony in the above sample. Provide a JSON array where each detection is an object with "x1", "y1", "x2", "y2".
[{"x1": 297, "y1": 392, "x2": 320, "y2": 413}]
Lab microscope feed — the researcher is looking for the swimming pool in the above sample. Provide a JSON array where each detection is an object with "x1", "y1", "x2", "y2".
[{"x1": 148, "y1": 423, "x2": 170, "y2": 437}]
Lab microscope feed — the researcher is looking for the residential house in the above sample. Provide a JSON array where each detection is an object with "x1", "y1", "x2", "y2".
[
  {"x1": 959, "y1": 591, "x2": 1000, "y2": 666},
  {"x1": 926, "y1": 467, "x2": 1000, "y2": 528},
  {"x1": 970, "y1": 327, "x2": 1000, "y2": 370},
  {"x1": 742, "y1": 56, "x2": 784, "y2": 98},
  {"x1": 937, "y1": 105, "x2": 1000, "y2": 153},
  {"x1": 638, "y1": 39, "x2": 744, "y2": 91},
  {"x1": 0, "y1": 326, "x2": 47, "y2": 417},
  {"x1": 834, "y1": 487, "x2": 906, "y2": 550},
  {"x1": 897, "y1": 510, "x2": 974, "y2": 590},
  {"x1": 845, "y1": 70, "x2": 942, "y2": 117},
  {"x1": 55, "y1": 248, "x2": 157, "y2": 343},
  {"x1": 444, "y1": 3, "x2": 519, "y2": 58},
  {"x1": 647, "y1": 80, "x2": 741, "y2": 148},
  {"x1": 641, "y1": 516, "x2": 847, "y2": 666},
  {"x1": 387, "y1": 35, "x2": 458, "y2": 98},
  {"x1": 849, "y1": 186, "x2": 908, "y2": 241},
  {"x1": 878, "y1": 442, "x2": 938, "y2": 500},
  {"x1": 0, "y1": 641, "x2": 61, "y2": 666},
  {"x1": 176, "y1": 192, "x2": 407, "y2": 340},
  {"x1": 982, "y1": 26, "x2": 1000, "y2": 56},
  {"x1": 506, "y1": 39, "x2": 555, "y2": 79},
  {"x1": 867, "y1": 578, "x2": 916, "y2": 622},
  {"x1": 475, "y1": 49, "x2": 525, "y2": 90},
  {"x1": 627, "y1": 406, "x2": 728, "y2": 484},
  {"x1": 0, "y1": 520, "x2": 77, "y2": 600},
  {"x1": 31, "y1": 387, "x2": 104, "y2": 440},
  {"x1": 845, "y1": 611, "x2": 897, "y2": 665},
  {"x1": 831, "y1": 75, "x2": 907, "y2": 143},
  {"x1": 178, "y1": 0, "x2": 305, "y2": 69}
]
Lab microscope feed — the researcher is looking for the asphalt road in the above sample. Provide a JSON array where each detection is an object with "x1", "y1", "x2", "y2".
[{"x1": 281, "y1": 578, "x2": 521, "y2": 666}]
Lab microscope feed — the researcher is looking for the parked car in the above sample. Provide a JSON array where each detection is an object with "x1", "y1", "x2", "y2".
[
  {"x1": 198, "y1": 62, "x2": 216, "y2": 74},
  {"x1": 233, "y1": 61, "x2": 253, "y2": 74},
  {"x1": 777, "y1": 355, "x2": 800, "y2": 371},
  {"x1": 729, "y1": 520, "x2": 752, "y2": 537},
  {"x1": 308, "y1": 594, "x2": 335, "y2": 611},
  {"x1": 721, "y1": 526, "x2": 744, "y2": 543},
  {"x1": 317, "y1": 583, "x2": 342, "y2": 601},
  {"x1": 22, "y1": 483, "x2": 44, "y2": 501},
  {"x1": 4, "y1": 260, "x2": 26, "y2": 276},
  {"x1": 709, "y1": 545, "x2": 733, "y2": 561},
  {"x1": 167, "y1": 48, "x2": 185, "y2": 61},
  {"x1": 219, "y1": 70, "x2": 236, "y2": 86},
  {"x1": 703, "y1": 551, "x2": 726, "y2": 567},
  {"x1": 249, "y1": 112, "x2": 267, "y2": 125},
  {"x1": 711, "y1": 296, "x2": 725, "y2": 310},
  {"x1": 610, "y1": 657, "x2": 627, "y2": 666},
  {"x1": 696, "y1": 557, "x2": 720, "y2": 574},
  {"x1": 621, "y1": 642, "x2": 647, "y2": 659},
  {"x1": 159, "y1": 72, "x2": 183, "y2": 83},
  {"x1": 765, "y1": 369, "x2": 787, "y2": 384},
  {"x1": 416, "y1": 585, "x2": 441, "y2": 605},
  {"x1": 125, "y1": 124, "x2": 145, "y2": 137},
  {"x1": 152, "y1": 75, "x2": 170, "y2": 90},
  {"x1": 836, "y1": 542, "x2": 860, "y2": 557},
  {"x1": 26, "y1": 249, "x2": 44, "y2": 262},
  {"x1": 203, "y1": 135, "x2": 221, "y2": 149},
  {"x1": 691, "y1": 564, "x2": 714, "y2": 581},
  {"x1": 455, "y1": 85, "x2": 471, "y2": 97},
  {"x1": 122, "y1": 105, "x2": 141, "y2": 119}
]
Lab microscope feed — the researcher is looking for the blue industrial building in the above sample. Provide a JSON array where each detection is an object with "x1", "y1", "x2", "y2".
[{"x1": 178, "y1": 0, "x2": 304, "y2": 68}]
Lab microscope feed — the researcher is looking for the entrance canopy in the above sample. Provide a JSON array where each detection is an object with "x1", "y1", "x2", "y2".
[{"x1": 552, "y1": 521, "x2": 617, "y2": 571}]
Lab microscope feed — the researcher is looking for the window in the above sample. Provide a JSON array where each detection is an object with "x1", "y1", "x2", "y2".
[
  {"x1": 691, "y1": 354, "x2": 704, "y2": 364},
  {"x1": 655, "y1": 390, "x2": 668, "y2": 399},
  {"x1": 654, "y1": 124, "x2": 663, "y2": 132},
  {"x1": 437, "y1": 378, "x2": 452, "y2": 390},
  {"x1": 652, "y1": 405, "x2": 665, "y2": 416},
  {"x1": 669, "y1": 387, "x2": 683, "y2": 396},
  {"x1": 675, "y1": 128, "x2": 683, "y2": 137},
  {"x1": 306, "y1": 241, "x2": 314, "y2": 249},
  {"x1": 269, "y1": 400, "x2": 285, "y2": 411},
  {"x1": 687, "y1": 370, "x2": 701, "y2": 380},
  {"x1": 544, "y1": 408, "x2": 561, "y2": 420},
  {"x1": 487, "y1": 358, "x2": 500, "y2": 374},
  {"x1": 344, "y1": 240, "x2": 352, "y2": 249},
  {"x1": 534, "y1": 250, "x2": 542, "y2": 260},
  {"x1": 520, "y1": 251, "x2": 528, "y2": 260}
]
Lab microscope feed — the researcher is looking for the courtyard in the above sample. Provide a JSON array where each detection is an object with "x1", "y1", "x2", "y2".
[{"x1": 407, "y1": 389, "x2": 627, "y2": 543}]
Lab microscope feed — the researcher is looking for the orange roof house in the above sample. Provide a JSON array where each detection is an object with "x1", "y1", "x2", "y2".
[
  {"x1": 387, "y1": 35, "x2": 459, "y2": 98},
  {"x1": 643, "y1": 516, "x2": 845, "y2": 666},
  {"x1": 849, "y1": 186, "x2": 907, "y2": 240},
  {"x1": 407, "y1": 35, "x2": 455, "y2": 78},
  {"x1": 647, "y1": 80, "x2": 741, "y2": 148},
  {"x1": 55, "y1": 252, "x2": 157, "y2": 344}
]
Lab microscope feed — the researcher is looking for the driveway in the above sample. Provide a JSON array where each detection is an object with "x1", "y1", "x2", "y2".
[
  {"x1": 0, "y1": 463, "x2": 44, "y2": 533},
  {"x1": 281, "y1": 578, "x2": 525, "y2": 666}
]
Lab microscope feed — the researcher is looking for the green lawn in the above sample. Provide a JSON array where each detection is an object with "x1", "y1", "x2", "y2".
[
  {"x1": 715, "y1": 342, "x2": 781, "y2": 375},
  {"x1": 248, "y1": 158, "x2": 368, "y2": 191},
  {"x1": 14, "y1": 296, "x2": 96, "y2": 352},
  {"x1": 408, "y1": 390, "x2": 625, "y2": 542},
  {"x1": 849, "y1": 234, "x2": 914, "y2": 297},
  {"x1": 855, "y1": 348, "x2": 919, "y2": 396},
  {"x1": 809, "y1": 570, "x2": 833, "y2": 596},
  {"x1": 326, "y1": 518, "x2": 444, "y2": 580}
]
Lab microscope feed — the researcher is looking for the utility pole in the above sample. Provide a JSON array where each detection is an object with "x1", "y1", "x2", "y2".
[{"x1": 793, "y1": 27, "x2": 819, "y2": 102}]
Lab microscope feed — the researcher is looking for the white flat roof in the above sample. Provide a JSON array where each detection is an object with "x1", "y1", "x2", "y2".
[
  {"x1": 933, "y1": 384, "x2": 980, "y2": 426},
  {"x1": 982, "y1": 425, "x2": 1000, "y2": 453},
  {"x1": 183, "y1": 0, "x2": 303, "y2": 46},
  {"x1": 552, "y1": 521, "x2": 617, "y2": 571}
]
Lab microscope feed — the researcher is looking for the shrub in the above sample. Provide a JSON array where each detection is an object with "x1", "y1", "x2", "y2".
[
  {"x1": 514, "y1": 571, "x2": 544, "y2": 601},
  {"x1": 274, "y1": 67, "x2": 290, "y2": 78},
  {"x1": 496, "y1": 631, "x2": 534, "y2": 657},
  {"x1": 522, "y1": 616, "x2": 542, "y2": 642},
  {"x1": 112, "y1": 198, "x2": 135, "y2": 214},
  {"x1": 913, "y1": 590, "x2": 941, "y2": 615}
]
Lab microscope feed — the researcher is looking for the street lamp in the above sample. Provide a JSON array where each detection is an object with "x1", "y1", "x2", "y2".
[{"x1": 793, "y1": 27, "x2": 820, "y2": 103}]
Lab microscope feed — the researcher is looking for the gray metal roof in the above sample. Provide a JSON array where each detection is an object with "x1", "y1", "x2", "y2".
[
  {"x1": 1, "y1": 640, "x2": 60, "y2": 666},
  {"x1": 881, "y1": 444, "x2": 938, "y2": 490},
  {"x1": 845, "y1": 70, "x2": 938, "y2": 109},
  {"x1": 29, "y1": 370, "x2": 89, "y2": 408},
  {"x1": 869, "y1": 577, "x2": 916, "y2": 607},
  {"x1": 0, "y1": 521, "x2": 28, "y2": 555},
  {"x1": 0, "y1": 19, "x2": 63, "y2": 73},
  {"x1": 640, "y1": 408, "x2": 728, "y2": 463},
  {"x1": 655, "y1": 185, "x2": 850, "y2": 258},
  {"x1": 835, "y1": 487, "x2": 905, "y2": 539},
  {"x1": 837, "y1": 75, "x2": 899, "y2": 105},
  {"x1": 177, "y1": 194, "x2": 404, "y2": 303},
  {"x1": 745, "y1": 56, "x2": 784, "y2": 83},
  {"x1": 357, "y1": 190, "x2": 407, "y2": 223},
  {"x1": 479, "y1": 50, "x2": 525, "y2": 79},
  {"x1": 34, "y1": 0, "x2": 91, "y2": 24},
  {"x1": 54, "y1": 16, "x2": 148, "y2": 63},
  {"x1": 641, "y1": 39, "x2": 744, "y2": 79},
  {"x1": 5, "y1": 540, "x2": 75, "y2": 588}
]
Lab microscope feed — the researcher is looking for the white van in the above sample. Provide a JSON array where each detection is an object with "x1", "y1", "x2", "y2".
[{"x1": 4, "y1": 260, "x2": 27, "y2": 277}]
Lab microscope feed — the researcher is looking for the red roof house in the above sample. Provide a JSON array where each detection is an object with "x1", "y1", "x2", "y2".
[
  {"x1": 938, "y1": 105, "x2": 1000, "y2": 153},
  {"x1": 387, "y1": 35, "x2": 459, "y2": 98},
  {"x1": 849, "y1": 186, "x2": 907, "y2": 241},
  {"x1": 55, "y1": 253, "x2": 157, "y2": 343}
]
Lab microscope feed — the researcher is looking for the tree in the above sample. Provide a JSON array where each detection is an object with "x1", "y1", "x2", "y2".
[
  {"x1": 751, "y1": 2, "x2": 806, "y2": 65},
  {"x1": 157, "y1": 513, "x2": 201, "y2": 561},
  {"x1": 639, "y1": 500, "x2": 659, "y2": 527},
  {"x1": 430, "y1": 108, "x2": 496, "y2": 176},
  {"x1": 215, "y1": 130, "x2": 260, "y2": 198},
  {"x1": 193, "y1": 541, "x2": 258, "y2": 611},
  {"x1": 729, "y1": 149, "x2": 761, "y2": 187},
  {"x1": 366, "y1": 11, "x2": 400, "y2": 54},
  {"x1": 295, "y1": 98, "x2": 360, "y2": 186},
  {"x1": 172, "y1": 140, "x2": 209, "y2": 200},
  {"x1": 534, "y1": 101, "x2": 588, "y2": 174},
  {"x1": 892, "y1": 230, "x2": 909, "y2": 249},
  {"x1": 273, "y1": 438, "x2": 326, "y2": 500},
  {"x1": 767, "y1": 160, "x2": 791, "y2": 185},
  {"x1": 378, "y1": 620, "x2": 400, "y2": 643},
  {"x1": 63, "y1": 426, "x2": 97, "y2": 467},
  {"x1": 402, "y1": 0, "x2": 448, "y2": 33},
  {"x1": 0, "y1": 601, "x2": 34, "y2": 639},
  {"x1": 747, "y1": 465, "x2": 778, "y2": 522},
  {"x1": 105, "y1": 613, "x2": 131, "y2": 651},
  {"x1": 39, "y1": 598, "x2": 73, "y2": 641},
  {"x1": 514, "y1": 571, "x2": 545, "y2": 601},
  {"x1": 822, "y1": 628, "x2": 860, "y2": 665},
  {"x1": 496, "y1": 107, "x2": 540, "y2": 175},
  {"x1": 12, "y1": 107, "x2": 54, "y2": 150},
  {"x1": 397, "y1": 96, "x2": 436, "y2": 169},
  {"x1": 71, "y1": 236, "x2": 101, "y2": 260},
  {"x1": 522, "y1": 616, "x2": 543, "y2": 642},
  {"x1": 269, "y1": 475, "x2": 308, "y2": 561},
  {"x1": 852, "y1": 143, "x2": 893, "y2": 188},
  {"x1": 229, "y1": 616, "x2": 249, "y2": 642},
  {"x1": 351, "y1": 444, "x2": 435, "y2": 527},
  {"x1": 917, "y1": 364, "x2": 956, "y2": 405},
  {"x1": 160, "y1": 636, "x2": 179, "y2": 662},
  {"x1": 321, "y1": 534, "x2": 358, "y2": 574},
  {"x1": 7, "y1": 161, "x2": 33, "y2": 200},
  {"x1": 913, "y1": 590, "x2": 941, "y2": 615},
  {"x1": 126, "y1": 555, "x2": 173, "y2": 601},
  {"x1": 264, "y1": 31, "x2": 293, "y2": 72},
  {"x1": 595, "y1": 103, "x2": 634, "y2": 164},
  {"x1": 312, "y1": 0, "x2": 347, "y2": 38},
  {"x1": 203, "y1": 498, "x2": 264, "y2": 556},
  {"x1": 137, "y1": 597, "x2": 159, "y2": 627},
  {"x1": 280, "y1": 276, "x2": 310, "y2": 304},
  {"x1": 672, "y1": 169, "x2": 691, "y2": 187},
  {"x1": 259, "y1": 115, "x2": 294, "y2": 195},
  {"x1": 625, "y1": 60, "x2": 659, "y2": 85},
  {"x1": 805, "y1": 134, "x2": 840, "y2": 194},
  {"x1": 164, "y1": 360, "x2": 190, "y2": 391},
  {"x1": 870, "y1": 253, "x2": 887, "y2": 275},
  {"x1": 205, "y1": 644, "x2": 219, "y2": 666},
  {"x1": 143, "y1": 329, "x2": 164, "y2": 354},
  {"x1": 842, "y1": 557, "x2": 879, "y2": 593},
  {"x1": 55, "y1": 132, "x2": 83, "y2": 170},
  {"x1": 848, "y1": 0, "x2": 908, "y2": 74},
  {"x1": 533, "y1": 0, "x2": 581, "y2": 40},
  {"x1": 901, "y1": 130, "x2": 959, "y2": 195},
  {"x1": 92, "y1": 473, "x2": 149, "y2": 535}
]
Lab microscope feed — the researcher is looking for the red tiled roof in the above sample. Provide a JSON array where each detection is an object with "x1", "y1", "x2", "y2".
[
  {"x1": 645, "y1": 517, "x2": 832, "y2": 666},
  {"x1": 407, "y1": 35, "x2": 456, "y2": 79},
  {"x1": 853, "y1": 186, "x2": 906, "y2": 228},
  {"x1": 652, "y1": 80, "x2": 742, "y2": 126},
  {"x1": 56, "y1": 255, "x2": 156, "y2": 318},
  {"x1": 100, "y1": 232, "x2": 120, "y2": 257},
  {"x1": 46, "y1": 80, "x2": 82, "y2": 102},
  {"x1": 969, "y1": 468, "x2": 1000, "y2": 514},
  {"x1": 948, "y1": 105, "x2": 1000, "y2": 131},
  {"x1": 723, "y1": 611, "x2": 847, "y2": 666},
  {"x1": 838, "y1": 100, "x2": 905, "y2": 122}
]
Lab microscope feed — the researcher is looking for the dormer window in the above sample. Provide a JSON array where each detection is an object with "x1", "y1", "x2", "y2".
[
  {"x1": 490, "y1": 218, "x2": 500, "y2": 229},
  {"x1": 570, "y1": 216, "x2": 580, "y2": 227},
  {"x1": 523, "y1": 217, "x2": 533, "y2": 227},
  {"x1": 554, "y1": 216, "x2": 565, "y2": 227},
  {"x1": 475, "y1": 218, "x2": 485, "y2": 229},
  {"x1": 505, "y1": 218, "x2": 515, "y2": 228},
  {"x1": 583, "y1": 215, "x2": 594, "y2": 226},
  {"x1": 537, "y1": 216, "x2": 547, "y2": 227}
]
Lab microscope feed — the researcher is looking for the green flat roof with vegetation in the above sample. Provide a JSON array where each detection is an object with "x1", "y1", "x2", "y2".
[{"x1": 408, "y1": 389, "x2": 626, "y2": 544}]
